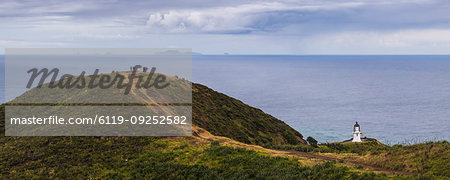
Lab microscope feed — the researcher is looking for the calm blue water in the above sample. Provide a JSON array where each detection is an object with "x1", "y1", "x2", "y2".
[
  {"x1": 193, "y1": 55, "x2": 450, "y2": 144},
  {"x1": 1, "y1": 55, "x2": 449, "y2": 144}
]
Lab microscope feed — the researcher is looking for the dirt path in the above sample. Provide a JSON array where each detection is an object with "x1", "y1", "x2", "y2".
[
  {"x1": 192, "y1": 126, "x2": 413, "y2": 176},
  {"x1": 278, "y1": 149, "x2": 412, "y2": 175}
]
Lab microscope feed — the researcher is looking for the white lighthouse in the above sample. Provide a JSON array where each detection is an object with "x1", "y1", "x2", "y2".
[{"x1": 352, "y1": 121, "x2": 363, "y2": 143}]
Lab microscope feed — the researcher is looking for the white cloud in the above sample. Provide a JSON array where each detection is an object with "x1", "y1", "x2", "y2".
[
  {"x1": 146, "y1": 1, "x2": 365, "y2": 33},
  {"x1": 1, "y1": 0, "x2": 449, "y2": 54}
]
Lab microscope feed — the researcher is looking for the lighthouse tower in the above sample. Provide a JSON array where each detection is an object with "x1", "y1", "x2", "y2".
[{"x1": 352, "y1": 121, "x2": 363, "y2": 143}]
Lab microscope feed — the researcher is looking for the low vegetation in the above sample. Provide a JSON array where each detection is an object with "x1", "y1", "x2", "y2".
[
  {"x1": 265, "y1": 139, "x2": 449, "y2": 178},
  {"x1": 266, "y1": 138, "x2": 386, "y2": 153},
  {"x1": 1, "y1": 133, "x2": 395, "y2": 179},
  {"x1": 348, "y1": 141, "x2": 449, "y2": 177}
]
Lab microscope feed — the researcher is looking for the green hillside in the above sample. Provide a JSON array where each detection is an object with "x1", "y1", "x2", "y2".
[
  {"x1": 192, "y1": 83, "x2": 305, "y2": 145},
  {"x1": 5, "y1": 72, "x2": 304, "y2": 145}
]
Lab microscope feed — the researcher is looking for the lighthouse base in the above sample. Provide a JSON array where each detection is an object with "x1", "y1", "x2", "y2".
[{"x1": 352, "y1": 133, "x2": 362, "y2": 142}]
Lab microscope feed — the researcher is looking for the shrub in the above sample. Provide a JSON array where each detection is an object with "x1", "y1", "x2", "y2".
[
  {"x1": 283, "y1": 130, "x2": 299, "y2": 145},
  {"x1": 307, "y1": 136, "x2": 318, "y2": 148},
  {"x1": 211, "y1": 141, "x2": 220, "y2": 147}
]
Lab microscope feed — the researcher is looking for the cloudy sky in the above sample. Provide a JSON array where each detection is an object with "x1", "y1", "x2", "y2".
[{"x1": 0, "y1": 0, "x2": 449, "y2": 54}]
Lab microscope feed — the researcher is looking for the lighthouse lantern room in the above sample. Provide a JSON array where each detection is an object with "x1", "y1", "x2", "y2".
[{"x1": 352, "y1": 121, "x2": 363, "y2": 143}]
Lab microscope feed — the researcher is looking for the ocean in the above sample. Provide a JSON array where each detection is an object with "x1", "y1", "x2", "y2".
[
  {"x1": 193, "y1": 55, "x2": 450, "y2": 144},
  {"x1": 2, "y1": 55, "x2": 449, "y2": 144}
]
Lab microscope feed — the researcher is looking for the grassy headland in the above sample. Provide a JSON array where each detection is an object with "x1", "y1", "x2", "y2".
[{"x1": 0, "y1": 73, "x2": 448, "y2": 179}]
